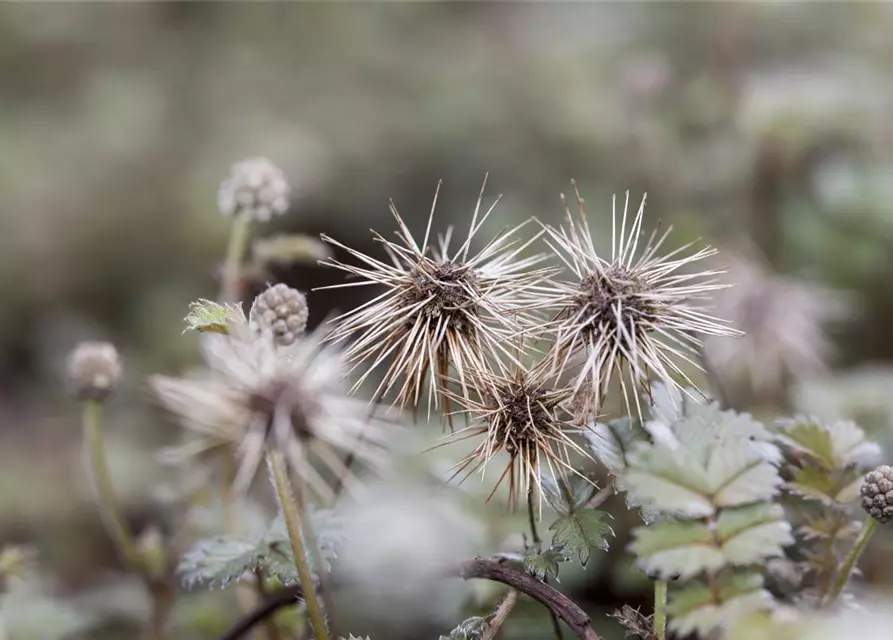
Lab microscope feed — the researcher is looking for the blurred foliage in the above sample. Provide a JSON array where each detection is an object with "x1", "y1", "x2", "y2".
[{"x1": 6, "y1": 3, "x2": 893, "y2": 639}]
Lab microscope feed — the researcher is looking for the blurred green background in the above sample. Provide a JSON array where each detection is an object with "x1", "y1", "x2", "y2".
[{"x1": 5, "y1": 2, "x2": 893, "y2": 639}]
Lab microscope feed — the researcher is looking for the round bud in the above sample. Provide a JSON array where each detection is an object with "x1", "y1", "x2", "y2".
[
  {"x1": 861, "y1": 465, "x2": 893, "y2": 523},
  {"x1": 217, "y1": 157, "x2": 290, "y2": 221},
  {"x1": 66, "y1": 341, "x2": 122, "y2": 402},
  {"x1": 250, "y1": 283, "x2": 309, "y2": 346}
]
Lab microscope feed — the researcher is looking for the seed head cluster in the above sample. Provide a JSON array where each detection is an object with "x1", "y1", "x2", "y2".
[
  {"x1": 250, "y1": 283, "x2": 309, "y2": 346},
  {"x1": 217, "y1": 157, "x2": 290, "y2": 221},
  {"x1": 318, "y1": 176, "x2": 553, "y2": 423},
  {"x1": 66, "y1": 341, "x2": 122, "y2": 402},
  {"x1": 861, "y1": 465, "x2": 893, "y2": 524},
  {"x1": 536, "y1": 185, "x2": 738, "y2": 421}
]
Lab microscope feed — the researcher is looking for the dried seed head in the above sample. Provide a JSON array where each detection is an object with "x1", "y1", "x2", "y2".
[
  {"x1": 443, "y1": 361, "x2": 592, "y2": 511},
  {"x1": 318, "y1": 176, "x2": 554, "y2": 422},
  {"x1": 540, "y1": 186, "x2": 738, "y2": 421},
  {"x1": 250, "y1": 283, "x2": 309, "y2": 346},
  {"x1": 151, "y1": 324, "x2": 389, "y2": 501},
  {"x1": 704, "y1": 254, "x2": 845, "y2": 402},
  {"x1": 861, "y1": 465, "x2": 893, "y2": 524},
  {"x1": 217, "y1": 157, "x2": 290, "y2": 221},
  {"x1": 66, "y1": 341, "x2": 122, "y2": 401}
]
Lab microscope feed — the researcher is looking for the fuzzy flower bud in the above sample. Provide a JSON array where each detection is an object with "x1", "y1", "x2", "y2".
[
  {"x1": 861, "y1": 465, "x2": 893, "y2": 523},
  {"x1": 66, "y1": 341, "x2": 122, "y2": 401},
  {"x1": 250, "y1": 283, "x2": 309, "y2": 346},
  {"x1": 217, "y1": 157, "x2": 290, "y2": 221}
]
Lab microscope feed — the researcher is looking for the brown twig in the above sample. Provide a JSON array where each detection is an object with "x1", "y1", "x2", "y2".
[{"x1": 218, "y1": 558, "x2": 600, "y2": 640}]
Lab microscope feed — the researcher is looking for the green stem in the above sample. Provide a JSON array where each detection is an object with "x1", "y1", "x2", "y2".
[
  {"x1": 653, "y1": 580, "x2": 667, "y2": 640},
  {"x1": 82, "y1": 399, "x2": 139, "y2": 568},
  {"x1": 222, "y1": 213, "x2": 252, "y2": 303},
  {"x1": 827, "y1": 517, "x2": 878, "y2": 607},
  {"x1": 527, "y1": 486, "x2": 564, "y2": 640},
  {"x1": 268, "y1": 451, "x2": 330, "y2": 640}
]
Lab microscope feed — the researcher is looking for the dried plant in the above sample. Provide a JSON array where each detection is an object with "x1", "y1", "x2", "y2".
[
  {"x1": 538, "y1": 184, "x2": 737, "y2": 421},
  {"x1": 152, "y1": 321, "x2": 389, "y2": 502},
  {"x1": 318, "y1": 177, "x2": 553, "y2": 423}
]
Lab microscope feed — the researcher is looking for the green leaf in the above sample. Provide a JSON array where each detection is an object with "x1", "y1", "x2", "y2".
[
  {"x1": 631, "y1": 504, "x2": 792, "y2": 580},
  {"x1": 524, "y1": 546, "x2": 567, "y2": 581},
  {"x1": 539, "y1": 473, "x2": 598, "y2": 515},
  {"x1": 630, "y1": 520, "x2": 724, "y2": 580},
  {"x1": 585, "y1": 417, "x2": 650, "y2": 476},
  {"x1": 775, "y1": 418, "x2": 880, "y2": 471},
  {"x1": 667, "y1": 572, "x2": 772, "y2": 637},
  {"x1": 550, "y1": 509, "x2": 613, "y2": 566},
  {"x1": 183, "y1": 299, "x2": 246, "y2": 334}
]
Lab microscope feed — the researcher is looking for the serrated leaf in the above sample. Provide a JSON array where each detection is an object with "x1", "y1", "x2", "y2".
[
  {"x1": 183, "y1": 299, "x2": 246, "y2": 334},
  {"x1": 524, "y1": 546, "x2": 567, "y2": 581},
  {"x1": 178, "y1": 536, "x2": 262, "y2": 588},
  {"x1": 449, "y1": 616, "x2": 489, "y2": 639},
  {"x1": 667, "y1": 572, "x2": 772, "y2": 637},
  {"x1": 776, "y1": 419, "x2": 881, "y2": 471},
  {"x1": 585, "y1": 417, "x2": 650, "y2": 476},
  {"x1": 631, "y1": 504, "x2": 791, "y2": 580},
  {"x1": 539, "y1": 473, "x2": 598, "y2": 515},
  {"x1": 550, "y1": 509, "x2": 613, "y2": 566}
]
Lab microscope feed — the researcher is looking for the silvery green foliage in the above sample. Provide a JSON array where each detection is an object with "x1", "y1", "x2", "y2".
[
  {"x1": 440, "y1": 616, "x2": 489, "y2": 640},
  {"x1": 179, "y1": 509, "x2": 342, "y2": 588},
  {"x1": 615, "y1": 385, "x2": 792, "y2": 637},
  {"x1": 772, "y1": 416, "x2": 880, "y2": 602},
  {"x1": 523, "y1": 546, "x2": 566, "y2": 581}
]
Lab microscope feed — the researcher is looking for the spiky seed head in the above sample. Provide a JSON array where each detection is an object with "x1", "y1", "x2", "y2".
[
  {"x1": 250, "y1": 283, "x2": 309, "y2": 346},
  {"x1": 539, "y1": 185, "x2": 738, "y2": 421},
  {"x1": 703, "y1": 254, "x2": 845, "y2": 402},
  {"x1": 217, "y1": 157, "x2": 290, "y2": 221},
  {"x1": 66, "y1": 341, "x2": 122, "y2": 401},
  {"x1": 442, "y1": 361, "x2": 592, "y2": 511},
  {"x1": 861, "y1": 465, "x2": 893, "y2": 524},
  {"x1": 151, "y1": 324, "x2": 389, "y2": 502},
  {"x1": 317, "y1": 176, "x2": 554, "y2": 424}
]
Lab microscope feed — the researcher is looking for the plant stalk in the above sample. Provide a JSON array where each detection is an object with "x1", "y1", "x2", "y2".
[
  {"x1": 483, "y1": 589, "x2": 518, "y2": 640},
  {"x1": 827, "y1": 517, "x2": 878, "y2": 606},
  {"x1": 268, "y1": 451, "x2": 330, "y2": 640},
  {"x1": 653, "y1": 580, "x2": 667, "y2": 640},
  {"x1": 222, "y1": 213, "x2": 252, "y2": 303},
  {"x1": 528, "y1": 486, "x2": 564, "y2": 640},
  {"x1": 82, "y1": 398, "x2": 139, "y2": 567}
]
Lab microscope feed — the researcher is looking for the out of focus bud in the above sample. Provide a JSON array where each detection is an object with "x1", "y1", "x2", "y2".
[
  {"x1": 217, "y1": 157, "x2": 290, "y2": 221},
  {"x1": 249, "y1": 283, "x2": 309, "y2": 346},
  {"x1": 66, "y1": 341, "x2": 122, "y2": 402}
]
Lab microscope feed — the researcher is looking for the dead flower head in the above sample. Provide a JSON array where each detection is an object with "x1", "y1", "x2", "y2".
[
  {"x1": 151, "y1": 322, "x2": 388, "y2": 503},
  {"x1": 704, "y1": 254, "x2": 845, "y2": 403},
  {"x1": 440, "y1": 360, "x2": 592, "y2": 512},
  {"x1": 539, "y1": 185, "x2": 738, "y2": 421},
  {"x1": 318, "y1": 176, "x2": 553, "y2": 424}
]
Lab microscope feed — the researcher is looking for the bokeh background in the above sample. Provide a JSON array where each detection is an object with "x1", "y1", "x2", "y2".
[{"x1": 5, "y1": 2, "x2": 893, "y2": 639}]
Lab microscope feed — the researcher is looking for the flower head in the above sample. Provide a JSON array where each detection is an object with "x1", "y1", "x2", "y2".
[
  {"x1": 318, "y1": 177, "x2": 552, "y2": 424},
  {"x1": 540, "y1": 185, "x2": 737, "y2": 421},
  {"x1": 217, "y1": 157, "x2": 291, "y2": 221},
  {"x1": 151, "y1": 322, "x2": 387, "y2": 502},
  {"x1": 249, "y1": 283, "x2": 309, "y2": 346},
  {"x1": 704, "y1": 254, "x2": 844, "y2": 403},
  {"x1": 440, "y1": 359, "x2": 591, "y2": 511},
  {"x1": 862, "y1": 465, "x2": 893, "y2": 524},
  {"x1": 66, "y1": 341, "x2": 122, "y2": 401}
]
